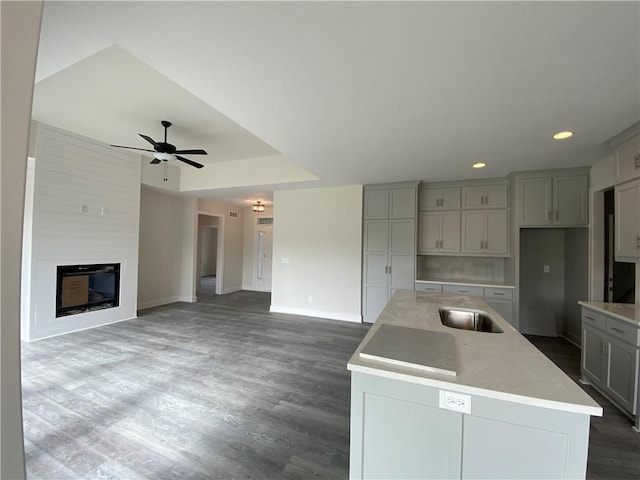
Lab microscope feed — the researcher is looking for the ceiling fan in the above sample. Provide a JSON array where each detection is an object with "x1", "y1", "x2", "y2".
[{"x1": 110, "y1": 120, "x2": 206, "y2": 169}]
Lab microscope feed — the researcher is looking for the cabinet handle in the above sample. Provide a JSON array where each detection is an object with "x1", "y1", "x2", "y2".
[
  {"x1": 637, "y1": 235, "x2": 640, "y2": 248},
  {"x1": 388, "y1": 265, "x2": 392, "y2": 275},
  {"x1": 555, "y1": 211, "x2": 559, "y2": 221},
  {"x1": 634, "y1": 153, "x2": 640, "y2": 169},
  {"x1": 384, "y1": 266, "x2": 388, "y2": 274},
  {"x1": 493, "y1": 292, "x2": 505, "y2": 296},
  {"x1": 484, "y1": 195, "x2": 488, "y2": 205},
  {"x1": 547, "y1": 211, "x2": 552, "y2": 221},
  {"x1": 459, "y1": 290, "x2": 469, "y2": 293},
  {"x1": 584, "y1": 315, "x2": 596, "y2": 323},
  {"x1": 610, "y1": 326, "x2": 624, "y2": 334}
]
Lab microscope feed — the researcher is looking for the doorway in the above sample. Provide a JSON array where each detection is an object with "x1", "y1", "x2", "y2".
[
  {"x1": 196, "y1": 213, "x2": 223, "y2": 296},
  {"x1": 603, "y1": 189, "x2": 635, "y2": 303}
]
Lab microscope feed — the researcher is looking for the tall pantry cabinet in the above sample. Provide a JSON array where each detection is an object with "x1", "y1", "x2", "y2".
[{"x1": 362, "y1": 182, "x2": 419, "y2": 323}]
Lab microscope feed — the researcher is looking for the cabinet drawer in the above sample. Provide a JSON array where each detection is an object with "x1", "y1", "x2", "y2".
[
  {"x1": 581, "y1": 309, "x2": 606, "y2": 331},
  {"x1": 483, "y1": 288, "x2": 513, "y2": 300},
  {"x1": 442, "y1": 285, "x2": 484, "y2": 296},
  {"x1": 415, "y1": 283, "x2": 443, "y2": 293},
  {"x1": 606, "y1": 318, "x2": 640, "y2": 346}
]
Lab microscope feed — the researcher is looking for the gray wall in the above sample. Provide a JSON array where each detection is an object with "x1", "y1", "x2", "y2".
[
  {"x1": 564, "y1": 229, "x2": 589, "y2": 345},
  {"x1": 519, "y1": 228, "x2": 588, "y2": 340},
  {"x1": 1, "y1": 2, "x2": 43, "y2": 477}
]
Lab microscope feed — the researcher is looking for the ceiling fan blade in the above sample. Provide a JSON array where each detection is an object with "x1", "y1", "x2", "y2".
[
  {"x1": 176, "y1": 155, "x2": 204, "y2": 169},
  {"x1": 139, "y1": 134, "x2": 159, "y2": 147},
  {"x1": 110, "y1": 144, "x2": 155, "y2": 152},
  {"x1": 150, "y1": 158, "x2": 161, "y2": 164},
  {"x1": 174, "y1": 149, "x2": 208, "y2": 155}
]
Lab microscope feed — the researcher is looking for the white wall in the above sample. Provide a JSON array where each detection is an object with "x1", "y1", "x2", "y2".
[
  {"x1": 1, "y1": 1, "x2": 42, "y2": 476},
  {"x1": 21, "y1": 123, "x2": 141, "y2": 341},
  {"x1": 271, "y1": 185, "x2": 363, "y2": 322},
  {"x1": 137, "y1": 187, "x2": 185, "y2": 309},
  {"x1": 198, "y1": 199, "x2": 244, "y2": 294},
  {"x1": 200, "y1": 227, "x2": 218, "y2": 276}
]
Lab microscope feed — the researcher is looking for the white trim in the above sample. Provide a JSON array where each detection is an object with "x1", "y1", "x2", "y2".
[
  {"x1": 270, "y1": 305, "x2": 362, "y2": 323},
  {"x1": 24, "y1": 316, "x2": 137, "y2": 342},
  {"x1": 180, "y1": 295, "x2": 197, "y2": 303},
  {"x1": 562, "y1": 333, "x2": 581, "y2": 349},
  {"x1": 222, "y1": 286, "x2": 242, "y2": 295},
  {"x1": 137, "y1": 296, "x2": 183, "y2": 310}
]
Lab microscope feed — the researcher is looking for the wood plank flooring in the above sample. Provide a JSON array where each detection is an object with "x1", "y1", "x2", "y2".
[
  {"x1": 22, "y1": 292, "x2": 370, "y2": 479},
  {"x1": 21, "y1": 296, "x2": 639, "y2": 479}
]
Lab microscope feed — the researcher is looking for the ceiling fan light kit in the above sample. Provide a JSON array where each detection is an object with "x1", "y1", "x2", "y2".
[{"x1": 110, "y1": 120, "x2": 207, "y2": 169}]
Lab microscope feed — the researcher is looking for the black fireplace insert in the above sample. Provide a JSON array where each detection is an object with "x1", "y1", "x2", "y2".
[{"x1": 56, "y1": 263, "x2": 120, "y2": 317}]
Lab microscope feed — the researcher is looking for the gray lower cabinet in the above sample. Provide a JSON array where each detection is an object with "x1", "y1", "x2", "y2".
[
  {"x1": 350, "y1": 372, "x2": 591, "y2": 479},
  {"x1": 484, "y1": 298, "x2": 514, "y2": 327},
  {"x1": 581, "y1": 307, "x2": 639, "y2": 420}
]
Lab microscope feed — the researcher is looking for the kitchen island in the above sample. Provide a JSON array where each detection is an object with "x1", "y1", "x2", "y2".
[{"x1": 348, "y1": 290, "x2": 602, "y2": 480}]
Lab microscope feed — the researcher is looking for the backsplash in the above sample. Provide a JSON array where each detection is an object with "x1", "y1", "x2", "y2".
[{"x1": 417, "y1": 256, "x2": 505, "y2": 282}]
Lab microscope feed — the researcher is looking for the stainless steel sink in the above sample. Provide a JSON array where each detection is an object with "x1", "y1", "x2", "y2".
[{"x1": 439, "y1": 309, "x2": 504, "y2": 333}]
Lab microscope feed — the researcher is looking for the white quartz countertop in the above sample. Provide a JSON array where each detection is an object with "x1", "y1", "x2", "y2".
[
  {"x1": 578, "y1": 301, "x2": 640, "y2": 326},
  {"x1": 415, "y1": 278, "x2": 516, "y2": 288},
  {"x1": 348, "y1": 290, "x2": 602, "y2": 416}
]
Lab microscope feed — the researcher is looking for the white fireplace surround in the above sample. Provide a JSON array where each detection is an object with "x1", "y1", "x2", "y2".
[{"x1": 21, "y1": 123, "x2": 141, "y2": 341}]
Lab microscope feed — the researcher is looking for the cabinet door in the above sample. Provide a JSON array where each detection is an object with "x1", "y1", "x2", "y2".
[
  {"x1": 605, "y1": 336, "x2": 638, "y2": 415},
  {"x1": 461, "y1": 210, "x2": 485, "y2": 253},
  {"x1": 553, "y1": 176, "x2": 588, "y2": 226},
  {"x1": 582, "y1": 324, "x2": 606, "y2": 387},
  {"x1": 419, "y1": 212, "x2": 441, "y2": 254},
  {"x1": 462, "y1": 184, "x2": 507, "y2": 209},
  {"x1": 389, "y1": 219, "x2": 416, "y2": 292},
  {"x1": 519, "y1": 177, "x2": 552, "y2": 226},
  {"x1": 364, "y1": 189, "x2": 389, "y2": 219},
  {"x1": 616, "y1": 136, "x2": 640, "y2": 184},
  {"x1": 461, "y1": 186, "x2": 485, "y2": 209},
  {"x1": 484, "y1": 210, "x2": 508, "y2": 255},
  {"x1": 363, "y1": 220, "x2": 389, "y2": 323},
  {"x1": 485, "y1": 184, "x2": 508, "y2": 208},
  {"x1": 439, "y1": 211, "x2": 461, "y2": 253},
  {"x1": 361, "y1": 393, "x2": 462, "y2": 479},
  {"x1": 485, "y1": 298, "x2": 514, "y2": 327},
  {"x1": 389, "y1": 188, "x2": 416, "y2": 218},
  {"x1": 462, "y1": 414, "x2": 571, "y2": 480},
  {"x1": 420, "y1": 187, "x2": 460, "y2": 211},
  {"x1": 615, "y1": 179, "x2": 640, "y2": 259}
]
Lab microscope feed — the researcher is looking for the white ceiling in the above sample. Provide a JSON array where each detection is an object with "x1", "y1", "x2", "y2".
[{"x1": 33, "y1": 1, "x2": 640, "y2": 203}]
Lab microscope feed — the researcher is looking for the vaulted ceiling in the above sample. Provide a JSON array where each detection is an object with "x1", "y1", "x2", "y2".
[{"x1": 33, "y1": 1, "x2": 640, "y2": 204}]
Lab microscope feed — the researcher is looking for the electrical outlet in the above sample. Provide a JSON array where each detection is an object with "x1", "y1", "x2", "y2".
[
  {"x1": 81, "y1": 204, "x2": 89, "y2": 213},
  {"x1": 308, "y1": 295, "x2": 313, "y2": 303},
  {"x1": 439, "y1": 390, "x2": 471, "y2": 414},
  {"x1": 543, "y1": 265, "x2": 550, "y2": 273}
]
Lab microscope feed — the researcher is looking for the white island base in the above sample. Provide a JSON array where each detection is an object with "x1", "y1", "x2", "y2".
[
  {"x1": 350, "y1": 372, "x2": 591, "y2": 479},
  {"x1": 348, "y1": 290, "x2": 601, "y2": 480}
]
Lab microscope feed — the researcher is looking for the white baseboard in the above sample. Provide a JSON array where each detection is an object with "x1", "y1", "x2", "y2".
[
  {"x1": 562, "y1": 333, "x2": 581, "y2": 349},
  {"x1": 221, "y1": 286, "x2": 241, "y2": 295},
  {"x1": 180, "y1": 295, "x2": 197, "y2": 303},
  {"x1": 270, "y1": 305, "x2": 362, "y2": 323},
  {"x1": 137, "y1": 296, "x2": 183, "y2": 310}
]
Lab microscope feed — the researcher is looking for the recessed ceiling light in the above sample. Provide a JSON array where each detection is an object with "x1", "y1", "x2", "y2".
[
  {"x1": 553, "y1": 131, "x2": 573, "y2": 140},
  {"x1": 473, "y1": 162, "x2": 486, "y2": 169}
]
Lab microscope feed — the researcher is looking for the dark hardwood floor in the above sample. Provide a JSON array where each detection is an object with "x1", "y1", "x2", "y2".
[
  {"x1": 21, "y1": 296, "x2": 638, "y2": 479},
  {"x1": 21, "y1": 291, "x2": 370, "y2": 479}
]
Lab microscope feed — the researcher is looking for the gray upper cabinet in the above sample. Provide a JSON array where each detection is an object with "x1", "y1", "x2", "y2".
[
  {"x1": 518, "y1": 174, "x2": 588, "y2": 227},
  {"x1": 362, "y1": 183, "x2": 418, "y2": 323},
  {"x1": 365, "y1": 187, "x2": 417, "y2": 219},
  {"x1": 462, "y1": 184, "x2": 508, "y2": 209},
  {"x1": 615, "y1": 178, "x2": 640, "y2": 259},
  {"x1": 420, "y1": 187, "x2": 460, "y2": 211},
  {"x1": 615, "y1": 136, "x2": 640, "y2": 185}
]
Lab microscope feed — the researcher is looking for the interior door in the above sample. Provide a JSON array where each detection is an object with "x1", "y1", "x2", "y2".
[{"x1": 256, "y1": 223, "x2": 273, "y2": 292}]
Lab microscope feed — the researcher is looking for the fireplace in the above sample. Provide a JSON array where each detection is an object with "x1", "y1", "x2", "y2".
[{"x1": 56, "y1": 263, "x2": 120, "y2": 317}]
